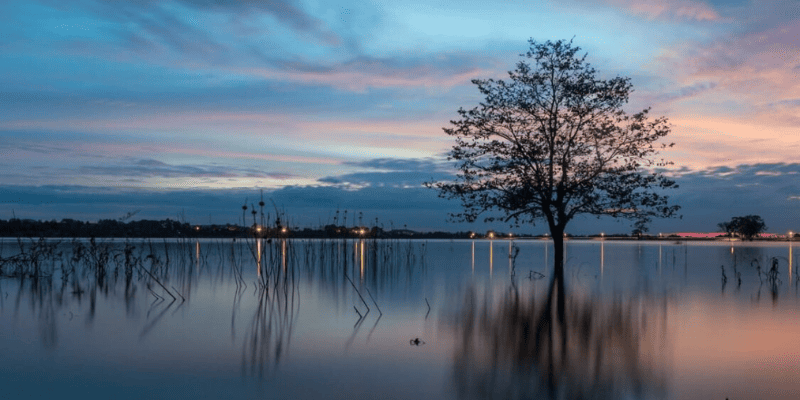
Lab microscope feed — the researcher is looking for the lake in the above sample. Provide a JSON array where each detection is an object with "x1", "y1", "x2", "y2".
[{"x1": 1, "y1": 237, "x2": 799, "y2": 399}]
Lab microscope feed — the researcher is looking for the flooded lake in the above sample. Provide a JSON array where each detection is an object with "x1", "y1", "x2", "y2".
[{"x1": 2, "y1": 237, "x2": 799, "y2": 399}]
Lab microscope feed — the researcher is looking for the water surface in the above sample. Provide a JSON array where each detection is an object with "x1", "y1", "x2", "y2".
[{"x1": 2, "y1": 238, "x2": 799, "y2": 399}]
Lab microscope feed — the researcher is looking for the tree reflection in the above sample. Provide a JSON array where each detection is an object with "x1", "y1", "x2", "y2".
[{"x1": 444, "y1": 274, "x2": 668, "y2": 399}]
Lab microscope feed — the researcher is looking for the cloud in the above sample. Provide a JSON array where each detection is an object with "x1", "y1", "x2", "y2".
[
  {"x1": 318, "y1": 171, "x2": 451, "y2": 189},
  {"x1": 628, "y1": 2, "x2": 799, "y2": 137},
  {"x1": 655, "y1": 9, "x2": 800, "y2": 110},
  {"x1": 77, "y1": 158, "x2": 296, "y2": 180},
  {"x1": 573, "y1": 0, "x2": 722, "y2": 21},
  {"x1": 320, "y1": 157, "x2": 455, "y2": 189},
  {"x1": 343, "y1": 157, "x2": 449, "y2": 172},
  {"x1": 175, "y1": 0, "x2": 341, "y2": 45},
  {"x1": 661, "y1": 114, "x2": 800, "y2": 171},
  {"x1": 235, "y1": 53, "x2": 494, "y2": 91},
  {"x1": 613, "y1": 0, "x2": 722, "y2": 21},
  {"x1": 40, "y1": 0, "x2": 340, "y2": 51},
  {"x1": 2, "y1": 162, "x2": 800, "y2": 233},
  {"x1": 641, "y1": 81, "x2": 717, "y2": 106}
]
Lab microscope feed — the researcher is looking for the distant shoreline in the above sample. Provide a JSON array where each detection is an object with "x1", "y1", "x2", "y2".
[{"x1": 0, "y1": 217, "x2": 792, "y2": 241}]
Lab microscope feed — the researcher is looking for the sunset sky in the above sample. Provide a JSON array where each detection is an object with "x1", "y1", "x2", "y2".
[{"x1": 2, "y1": 0, "x2": 799, "y2": 233}]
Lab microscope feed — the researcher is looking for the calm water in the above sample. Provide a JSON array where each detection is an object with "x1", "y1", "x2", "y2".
[{"x1": 2, "y1": 237, "x2": 799, "y2": 399}]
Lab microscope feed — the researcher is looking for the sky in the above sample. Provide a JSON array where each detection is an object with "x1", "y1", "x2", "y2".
[{"x1": 1, "y1": 0, "x2": 799, "y2": 234}]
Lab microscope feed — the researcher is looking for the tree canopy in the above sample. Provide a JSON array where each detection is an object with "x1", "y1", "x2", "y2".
[
  {"x1": 718, "y1": 215, "x2": 767, "y2": 241},
  {"x1": 428, "y1": 38, "x2": 680, "y2": 273}
]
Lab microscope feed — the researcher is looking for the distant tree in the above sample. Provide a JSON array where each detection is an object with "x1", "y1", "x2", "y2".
[
  {"x1": 719, "y1": 215, "x2": 767, "y2": 241},
  {"x1": 632, "y1": 219, "x2": 650, "y2": 239},
  {"x1": 717, "y1": 221, "x2": 732, "y2": 237},
  {"x1": 427, "y1": 39, "x2": 680, "y2": 278}
]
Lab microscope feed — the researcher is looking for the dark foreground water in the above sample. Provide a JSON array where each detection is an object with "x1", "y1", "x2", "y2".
[{"x1": 2, "y1": 237, "x2": 799, "y2": 399}]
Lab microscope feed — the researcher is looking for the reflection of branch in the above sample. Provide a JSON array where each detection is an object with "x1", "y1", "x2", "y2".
[
  {"x1": 353, "y1": 306, "x2": 363, "y2": 324},
  {"x1": 231, "y1": 283, "x2": 245, "y2": 342},
  {"x1": 140, "y1": 298, "x2": 178, "y2": 339},
  {"x1": 345, "y1": 310, "x2": 368, "y2": 351},
  {"x1": 425, "y1": 297, "x2": 431, "y2": 319},
  {"x1": 366, "y1": 314, "x2": 382, "y2": 343},
  {"x1": 364, "y1": 286, "x2": 382, "y2": 315},
  {"x1": 137, "y1": 263, "x2": 177, "y2": 301},
  {"x1": 345, "y1": 272, "x2": 369, "y2": 313}
]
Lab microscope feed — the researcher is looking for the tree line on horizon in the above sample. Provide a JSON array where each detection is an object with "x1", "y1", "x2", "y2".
[
  {"x1": 0, "y1": 218, "x2": 488, "y2": 239},
  {"x1": 0, "y1": 216, "x2": 778, "y2": 240}
]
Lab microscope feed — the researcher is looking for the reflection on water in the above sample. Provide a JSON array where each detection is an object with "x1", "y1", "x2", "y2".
[
  {"x1": 443, "y1": 274, "x2": 668, "y2": 400},
  {"x1": 2, "y1": 238, "x2": 800, "y2": 399}
]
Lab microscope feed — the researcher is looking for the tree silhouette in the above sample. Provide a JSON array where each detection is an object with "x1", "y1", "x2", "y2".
[
  {"x1": 428, "y1": 38, "x2": 679, "y2": 277},
  {"x1": 719, "y1": 215, "x2": 767, "y2": 241}
]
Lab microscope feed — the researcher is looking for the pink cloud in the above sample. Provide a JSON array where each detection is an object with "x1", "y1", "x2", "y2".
[
  {"x1": 667, "y1": 19, "x2": 800, "y2": 101},
  {"x1": 0, "y1": 110, "x2": 456, "y2": 165},
  {"x1": 663, "y1": 116, "x2": 800, "y2": 171},
  {"x1": 641, "y1": 13, "x2": 800, "y2": 168},
  {"x1": 167, "y1": 148, "x2": 342, "y2": 166},
  {"x1": 235, "y1": 66, "x2": 487, "y2": 91},
  {"x1": 298, "y1": 118, "x2": 445, "y2": 138},
  {"x1": 589, "y1": 0, "x2": 722, "y2": 21}
]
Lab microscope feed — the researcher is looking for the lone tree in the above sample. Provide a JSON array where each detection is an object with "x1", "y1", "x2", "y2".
[
  {"x1": 427, "y1": 39, "x2": 680, "y2": 278},
  {"x1": 718, "y1": 215, "x2": 767, "y2": 241}
]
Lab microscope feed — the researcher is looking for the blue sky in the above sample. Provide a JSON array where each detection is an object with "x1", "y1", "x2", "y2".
[{"x1": 1, "y1": 0, "x2": 799, "y2": 234}]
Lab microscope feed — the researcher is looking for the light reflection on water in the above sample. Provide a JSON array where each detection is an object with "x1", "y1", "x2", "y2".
[{"x1": 1, "y1": 238, "x2": 800, "y2": 399}]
